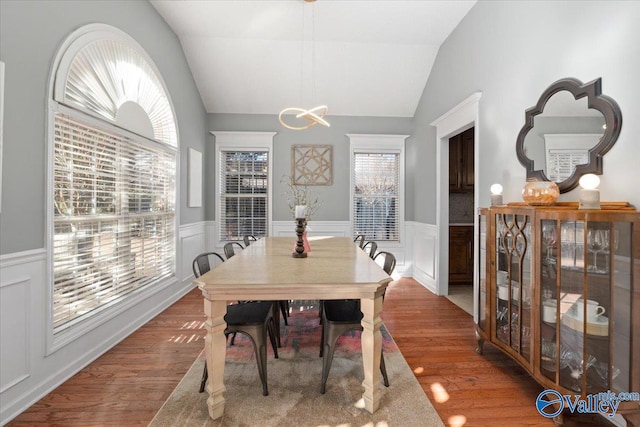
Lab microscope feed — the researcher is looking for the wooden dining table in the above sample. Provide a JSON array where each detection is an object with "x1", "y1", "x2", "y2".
[{"x1": 194, "y1": 236, "x2": 393, "y2": 420}]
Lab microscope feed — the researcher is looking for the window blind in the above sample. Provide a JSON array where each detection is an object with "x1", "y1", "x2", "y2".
[
  {"x1": 546, "y1": 149, "x2": 588, "y2": 182},
  {"x1": 220, "y1": 151, "x2": 268, "y2": 241},
  {"x1": 353, "y1": 152, "x2": 399, "y2": 241},
  {"x1": 53, "y1": 113, "x2": 176, "y2": 333}
]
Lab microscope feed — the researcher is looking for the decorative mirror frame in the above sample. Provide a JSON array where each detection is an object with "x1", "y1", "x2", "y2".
[{"x1": 516, "y1": 77, "x2": 622, "y2": 193}]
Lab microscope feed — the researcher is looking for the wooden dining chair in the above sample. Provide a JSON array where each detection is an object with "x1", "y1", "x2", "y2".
[
  {"x1": 243, "y1": 234, "x2": 258, "y2": 247},
  {"x1": 362, "y1": 240, "x2": 377, "y2": 259},
  {"x1": 318, "y1": 251, "x2": 396, "y2": 394},
  {"x1": 353, "y1": 234, "x2": 365, "y2": 248},
  {"x1": 192, "y1": 251, "x2": 279, "y2": 396},
  {"x1": 223, "y1": 241, "x2": 245, "y2": 259}
]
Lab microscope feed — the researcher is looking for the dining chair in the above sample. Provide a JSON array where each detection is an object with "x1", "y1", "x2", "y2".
[
  {"x1": 243, "y1": 234, "x2": 258, "y2": 247},
  {"x1": 223, "y1": 240, "x2": 288, "y2": 345},
  {"x1": 362, "y1": 240, "x2": 377, "y2": 259},
  {"x1": 192, "y1": 252, "x2": 279, "y2": 396},
  {"x1": 353, "y1": 234, "x2": 366, "y2": 248},
  {"x1": 318, "y1": 251, "x2": 396, "y2": 394},
  {"x1": 224, "y1": 241, "x2": 245, "y2": 259}
]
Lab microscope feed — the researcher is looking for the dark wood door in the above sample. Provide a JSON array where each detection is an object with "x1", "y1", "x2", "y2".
[
  {"x1": 449, "y1": 226, "x2": 473, "y2": 282},
  {"x1": 449, "y1": 127, "x2": 474, "y2": 193}
]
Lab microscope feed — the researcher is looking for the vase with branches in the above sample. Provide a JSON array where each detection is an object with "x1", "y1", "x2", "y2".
[{"x1": 281, "y1": 175, "x2": 321, "y2": 222}]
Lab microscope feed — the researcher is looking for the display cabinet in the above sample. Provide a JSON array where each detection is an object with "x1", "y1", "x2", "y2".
[{"x1": 476, "y1": 203, "x2": 640, "y2": 425}]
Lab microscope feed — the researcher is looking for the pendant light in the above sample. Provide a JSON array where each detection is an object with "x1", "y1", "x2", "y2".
[{"x1": 279, "y1": 0, "x2": 330, "y2": 130}]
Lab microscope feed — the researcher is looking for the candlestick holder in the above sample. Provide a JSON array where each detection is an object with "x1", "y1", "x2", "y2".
[{"x1": 292, "y1": 218, "x2": 308, "y2": 258}]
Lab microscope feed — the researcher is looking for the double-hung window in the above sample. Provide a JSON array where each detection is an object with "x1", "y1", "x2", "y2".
[
  {"x1": 349, "y1": 134, "x2": 407, "y2": 243},
  {"x1": 49, "y1": 25, "x2": 177, "y2": 338},
  {"x1": 213, "y1": 132, "x2": 275, "y2": 243}
]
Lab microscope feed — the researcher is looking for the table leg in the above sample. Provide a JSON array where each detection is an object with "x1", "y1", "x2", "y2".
[
  {"x1": 360, "y1": 294, "x2": 383, "y2": 413},
  {"x1": 203, "y1": 298, "x2": 228, "y2": 420}
]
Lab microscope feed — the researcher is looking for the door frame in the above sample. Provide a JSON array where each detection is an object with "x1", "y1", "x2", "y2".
[{"x1": 430, "y1": 93, "x2": 481, "y2": 316}]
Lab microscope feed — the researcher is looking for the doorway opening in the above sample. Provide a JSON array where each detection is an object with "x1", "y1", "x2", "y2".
[
  {"x1": 447, "y1": 127, "x2": 474, "y2": 315},
  {"x1": 431, "y1": 91, "x2": 481, "y2": 319}
]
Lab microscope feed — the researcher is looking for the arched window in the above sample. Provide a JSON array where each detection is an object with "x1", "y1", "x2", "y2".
[{"x1": 49, "y1": 24, "x2": 177, "y2": 336}]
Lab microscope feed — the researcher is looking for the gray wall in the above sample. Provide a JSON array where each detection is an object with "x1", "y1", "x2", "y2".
[
  {"x1": 208, "y1": 114, "x2": 412, "y2": 222},
  {"x1": 411, "y1": 0, "x2": 640, "y2": 222},
  {"x1": 0, "y1": 0, "x2": 207, "y2": 255}
]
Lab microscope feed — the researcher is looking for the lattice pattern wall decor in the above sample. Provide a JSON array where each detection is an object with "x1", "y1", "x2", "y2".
[{"x1": 291, "y1": 144, "x2": 333, "y2": 185}]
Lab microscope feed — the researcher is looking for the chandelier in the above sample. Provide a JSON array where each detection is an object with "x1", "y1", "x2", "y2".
[{"x1": 279, "y1": 0, "x2": 330, "y2": 130}]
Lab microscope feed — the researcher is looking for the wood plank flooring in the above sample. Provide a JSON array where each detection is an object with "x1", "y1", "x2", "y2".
[{"x1": 7, "y1": 278, "x2": 609, "y2": 426}]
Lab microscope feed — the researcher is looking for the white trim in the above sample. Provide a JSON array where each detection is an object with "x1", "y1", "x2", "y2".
[
  {"x1": 431, "y1": 92, "x2": 481, "y2": 300},
  {"x1": 211, "y1": 131, "x2": 276, "y2": 246},
  {"x1": 408, "y1": 221, "x2": 438, "y2": 294},
  {"x1": 50, "y1": 23, "x2": 179, "y2": 147},
  {"x1": 271, "y1": 220, "x2": 351, "y2": 237},
  {"x1": 45, "y1": 23, "x2": 181, "y2": 352},
  {"x1": 0, "y1": 276, "x2": 31, "y2": 394}
]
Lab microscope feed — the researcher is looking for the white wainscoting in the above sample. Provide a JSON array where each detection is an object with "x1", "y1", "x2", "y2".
[
  {"x1": 180, "y1": 221, "x2": 206, "y2": 282},
  {"x1": 409, "y1": 221, "x2": 439, "y2": 294},
  {"x1": 0, "y1": 219, "x2": 433, "y2": 424},
  {"x1": 0, "y1": 250, "x2": 44, "y2": 396},
  {"x1": 271, "y1": 220, "x2": 351, "y2": 238},
  {"x1": 0, "y1": 222, "x2": 206, "y2": 425}
]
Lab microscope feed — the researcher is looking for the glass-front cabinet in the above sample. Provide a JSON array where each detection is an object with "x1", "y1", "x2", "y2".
[{"x1": 477, "y1": 204, "x2": 640, "y2": 425}]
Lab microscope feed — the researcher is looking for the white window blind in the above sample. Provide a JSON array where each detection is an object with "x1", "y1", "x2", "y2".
[
  {"x1": 220, "y1": 151, "x2": 268, "y2": 241},
  {"x1": 353, "y1": 152, "x2": 399, "y2": 241},
  {"x1": 53, "y1": 112, "x2": 176, "y2": 333},
  {"x1": 546, "y1": 149, "x2": 589, "y2": 182}
]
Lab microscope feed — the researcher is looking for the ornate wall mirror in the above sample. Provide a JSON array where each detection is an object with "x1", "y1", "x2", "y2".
[{"x1": 516, "y1": 77, "x2": 622, "y2": 192}]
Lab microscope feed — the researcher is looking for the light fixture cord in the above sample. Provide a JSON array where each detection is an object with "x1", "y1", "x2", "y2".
[
  {"x1": 299, "y1": 1, "x2": 304, "y2": 106},
  {"x1": 311, "y1": 3, "x2": 316, "y2": 107}
]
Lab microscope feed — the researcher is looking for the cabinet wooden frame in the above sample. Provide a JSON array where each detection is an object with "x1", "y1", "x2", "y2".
[{"x1": 476, "y1": 204, "x2": 640, "y2": 425}]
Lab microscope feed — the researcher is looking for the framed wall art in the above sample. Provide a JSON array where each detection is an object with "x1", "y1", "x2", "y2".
[
  {"x1": 291, "y1": 144, "x2": 332, "y2": 186},
  {"x1": 188, "y1": 148, "x2": 202, "y2": 207}
]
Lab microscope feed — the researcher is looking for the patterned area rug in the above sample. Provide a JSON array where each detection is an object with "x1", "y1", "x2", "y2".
[{"x1": 149, "y1": 301, "x2": 443, "y2": 427}]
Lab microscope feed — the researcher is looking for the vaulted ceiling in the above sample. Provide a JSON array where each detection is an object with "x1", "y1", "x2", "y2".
[{"x1": 150, "y1": 0, "x2": 476, "y2": 118}]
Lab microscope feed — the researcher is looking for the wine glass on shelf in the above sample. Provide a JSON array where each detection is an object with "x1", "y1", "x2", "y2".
[
  {"x1": 587, "y1": 228, "x2": 604, "y2": 273},
  {"x1": 601, "y1": 229, "x2": 618, "y2": 273},
  {"x1": 542, "y1": 224, "x2": 557, "y2": 263}
]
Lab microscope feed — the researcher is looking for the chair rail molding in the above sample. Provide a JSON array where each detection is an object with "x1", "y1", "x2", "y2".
[{"x1": 0, "y1": 221, "x2": 204, "y2": 425}]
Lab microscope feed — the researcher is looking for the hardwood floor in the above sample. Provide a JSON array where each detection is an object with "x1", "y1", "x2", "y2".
[{"x1": 7, "y1": 278, "x2": 608, "y2": 426}]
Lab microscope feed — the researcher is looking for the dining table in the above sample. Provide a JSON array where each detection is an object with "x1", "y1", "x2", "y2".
[{"x1": 194, "y1": 236, "x2": 393, "y2": 420}]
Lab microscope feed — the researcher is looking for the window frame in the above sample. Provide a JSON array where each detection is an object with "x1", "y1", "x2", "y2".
[
  {"x1": 212, "y1": 132, "x2": 275, "y2": 247},
  {"x1": 348, "y1": 134, "x2": 407, "y2": 246},
  {"x1": 45, "y1": 24, "x2": 179, "y2": 354}
]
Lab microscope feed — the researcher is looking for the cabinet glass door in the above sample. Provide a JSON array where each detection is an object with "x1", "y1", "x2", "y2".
[
  {"x1": 478, "y1": 212, "x2": 487, "y2": 333},
  {"x1": 542, "y1": 218, "x2": 632, "y2": 394},
  {"x1": 495, "y1": 213, "x2": 531, "y2": 360},
  {"x1": 540, "y1": 219, "x2": 561, "y2": 378}
]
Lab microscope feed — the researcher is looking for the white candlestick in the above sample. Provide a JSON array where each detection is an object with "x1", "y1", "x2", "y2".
[{"x1": 295, "y1": 205, "x2": 306, "y2": 219}]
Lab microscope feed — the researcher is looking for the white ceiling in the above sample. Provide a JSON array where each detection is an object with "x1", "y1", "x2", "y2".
[{"x1": 150, "y1": 0, "x2": 476, "y2": 117}]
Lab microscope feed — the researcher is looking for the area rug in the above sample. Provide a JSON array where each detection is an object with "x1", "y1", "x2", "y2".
[{"x1": 149, "y1": 300, "x2": 443, "y2": 427}]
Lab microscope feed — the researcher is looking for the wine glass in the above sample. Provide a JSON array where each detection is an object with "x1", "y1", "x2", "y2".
[
  {"x1": 587, "y1": 228, "x2": 603, "y2": 272},
  {"x1": 600, "y1": 229, "x2": 610, "y2": 273},
  {"x1": 542, "y1": 224, "x2": 557, "y2": 262},
  {"x1": 602, "y1": 229, "x2": 619, "y2": 273}
]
